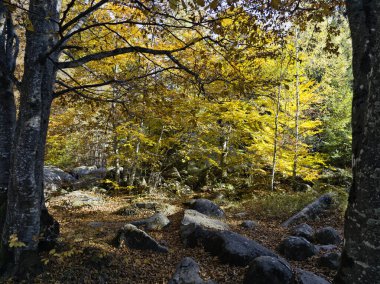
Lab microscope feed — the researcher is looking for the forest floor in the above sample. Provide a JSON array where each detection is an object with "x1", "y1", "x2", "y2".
[{"x1": 32, "y1": 188, "x2": 344, "y2": 284}]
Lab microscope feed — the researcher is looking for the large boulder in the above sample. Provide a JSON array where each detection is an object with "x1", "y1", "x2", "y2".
[
  {"x1": 290, "y1": 223, "x2": 314, "y2": 242},
  {"x1": 194, "y1": 229, "x2": 277, "y2": 266},
  {"x1": 131, "y1": 212, "x2": 170, "y2": 231},
  {"x1": 180, "y1": 210, "x2": 275, "y2": 266},
  {"x1": 180, "y1": 210, "x2": 229, "y2": 246},
  {"x1": 318, "y1": 252, "x2": 340, "y2": 270},
  {"x1": 72, "y1": 165, "x2": 106, "y2": 179},
  {"x1": 44, "y1": 166, "x2": 75, "y2": 196},
  {"x1": 243, "y1": 256, "x2": 293, "y2": 284},
  {"x1": 314, "y1": 227, "x2": 341, "y2": 245},
  {"x1": 295, "y1": 269, "x2": 331, "y2": 284},
  {"x1": 281, "y1": 194, "x2": 333, "y2": 227},
  {"x1": 114, "y1": 224, "x2": 168, "y2": 253},
  {"x1": 278, "y1": 236, "x2": 317, "y2": 261},
  {"x1": 168, "y1": 257, "x2": 216, "y2": 284},
  {"x1": 188, "y1": 199, "x2": 225, "y2": 218}
]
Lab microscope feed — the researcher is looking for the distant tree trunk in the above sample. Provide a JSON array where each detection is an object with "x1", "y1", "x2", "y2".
[
  {"x1": 292, "y1": 28, "x2": 300, "y2": 190},
  {"x1": 271, "y1": 49, "x2": 285, "y2": 191},
  {"x1": 0, "y1": 3, "x2": 17, "y2": 236},
  {"x1": 1, "y1": 0, "x2": 61, "y2": 277},
  {"x1": 335, "y1": 1, "x2": 380, "y2": 283}
]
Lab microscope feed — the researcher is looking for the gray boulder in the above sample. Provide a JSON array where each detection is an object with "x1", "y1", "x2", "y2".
[
  {"x1": 278, "y1": 236, "x2": 317, "y2": 261},
  {"x1": 180, "y1": 210, "x2": 229, "y2": 246},
  {"x1": 114, "y1": 224, "x2": 168, "y2": 253},
  {"x1": 131, "y1": 212, "x2": 170, "y2": 230},
  {"x1": 318, "y1": 252, "x2": 340, "y2": 270},
  {"x1": 314, "y1": 227, "x2": 341, "y2": 245},
  {"x1": 189, "y1": 199, "x2": 225, "y2": 218},
  {"x1": 243, "y1": 256, "x2": 293, "y2": 284},
  {"x1": 295, "y1": 269, "x2": 331, "y2": 284},
  {"x1": 190, "y1": 228, "x2": 277, "y2": 266},
  {"x1": 281, "y1": 194, "x2": 333, "y2": 227},
  {"x1": 72, "y1": 165, "x2": 106, "y2": 179},
  {"x1": 290, "y1": 223, "x2": 314, "y2": 242},
  {"x1": 44, "y1": 166, "x2": 75, "y2": 196},
  {"x1": 168, "y1": 257, "x2": 216, "y2": 284}
]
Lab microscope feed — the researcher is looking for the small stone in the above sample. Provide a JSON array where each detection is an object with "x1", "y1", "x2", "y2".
[
  {"x1": 278, "y1": 236, "x2": 317, "y2": 261},
  {"x1": 240, "y1": 220, "x2": 258, "y2": 229},
  {"x1": 290, "y1": 223, "x2": 314, "y2": 241},
  {"x1": 314, "y1": 227, "x2": 341, "y2": 245},
  {"x1": 114, "y1": 224, "x2": 168, "y2": 253},
  {"x1": 131, "y1": 212, "x2": 170, "y2": 230},
  {"x1": 135, "y1": 202, "x2": 157, "y2": 210},
  {"x1": 189, "y1": 199, "x2": 225, "y2": 218}
]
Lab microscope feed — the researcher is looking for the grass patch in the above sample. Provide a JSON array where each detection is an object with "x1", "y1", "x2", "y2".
[{"x1": 241, "y1": 186, "x2": 349, "y2": 220}]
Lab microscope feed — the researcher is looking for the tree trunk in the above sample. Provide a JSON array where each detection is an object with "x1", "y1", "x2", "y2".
[
  {"x1": 292, "y1": 27, "x2": 300, "y2": 190},
  {"x1": 271, "y1": 49, "x2": 285, "y2": 191},
  {"x1": 1, "y1": 0, "x2": 61, "y2": 278},
  {"x1": 336, "y1": 1, "x2": 380, "y2": 283},
  {"x1": 0, "y1": 3, "x2": 17, "y2": 235}
]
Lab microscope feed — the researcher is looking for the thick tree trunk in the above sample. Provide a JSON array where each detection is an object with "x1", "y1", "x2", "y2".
[
  {"x1": 336, "y1": 1, "x2": 380, "y2": 283},
  {"x1": 0, "y1": 4, "x2": 17, "y2": 233},
  {"x1": 1, "y1": 0, "x2": 61, "y2": 278}
]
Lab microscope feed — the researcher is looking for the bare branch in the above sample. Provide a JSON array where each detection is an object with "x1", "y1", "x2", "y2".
[{"x1": 57, "y1": 37, "x2": 209, "y2": 69}]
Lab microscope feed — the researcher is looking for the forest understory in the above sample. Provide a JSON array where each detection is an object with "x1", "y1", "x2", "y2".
[{"x1": 26, "y1": 181, "x2": 346, "y2": 284}]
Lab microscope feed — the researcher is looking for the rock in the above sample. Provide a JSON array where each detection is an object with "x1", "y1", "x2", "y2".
[
  {"x1": 235, "y1": 212, "x2": 248, "y2": 218},
  {"x1": 157, "y1": 204, "x2": 181, "y2": 216},
  {"x1": 277, "y1": 236, "x2": 317, "y2": 261},
  {"x1": 314, "y1": 227, "x2": 341, "y2": 245},
  {"x1": 44, "y1": 166, "x2": 75, "y2": 196},
  {"x1": 114, "y1": 224, "x2": 168, "y2": 253},
  {"x1": 318, "y1": 252, "x2": 340, "y2": 270},
  {"x1": 198, "y1": 229, "x2": 277, "y2": 266},
  {"x1": 181, "y1": 209, "x2": 229, "y2": 246},
  {"x1": 290, "y1": 223, "x2": 314, "y2": 242},
  {"x1": 168, "y1": 257, "x2": 216, "y2": 284},
  {"x1": 295, "y1": 269, "x2": 331, "y2": 284},
  {"x1": 131, "y1": 212, "x2": 170, "y2": 230},
  {"x1": 281, "y1": 194, "x2": 333, "y2": 227},
  {"x1": 72, "y1": 166, "x2": 106, "y2": 179},
  {"x1": 189, "y1": 199, "x2": 225, "y2": 218},
  {"x1": 134, "y1": 202, "x2": 158, "y2": 210},
  {"x1": 315, "y1": 244, "x2": 338, "y2": 252},
  {"x1": 243, "y1": 256, "x2": 293, "y2": 284},
  {"x1": 115, "y1": 207, "x2": 137, "y2": 216},
  {"x1": 240, "y1": 220, "x2": 258, "y2": 229},
  {"x1": 50, "y1": 190, "x2": 104, "y2": 208}
]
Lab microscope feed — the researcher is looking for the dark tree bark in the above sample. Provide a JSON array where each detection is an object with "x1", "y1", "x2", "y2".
[
  {"x1": 1, "y1": 0, "x2": 61, "y2": 277},
  {"x1": 0, "y1": 1, "x2": 17, "y2": 246},
  {"x1": 336, "y1": 1, "x2": 380, "y2": 283}
]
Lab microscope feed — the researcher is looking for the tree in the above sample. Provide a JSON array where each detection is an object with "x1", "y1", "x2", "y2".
[
  {"x1": 335, "y1": 1, "x2": 380, "y2": 283},
  {"x1": 0, "y1": 0, "x2": 225, "y2": 277}
]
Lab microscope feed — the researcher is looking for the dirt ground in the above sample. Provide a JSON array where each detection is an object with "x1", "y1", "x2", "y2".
[{"x1": 32, "y1": 192, "x2": 343, "y2": 284}]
